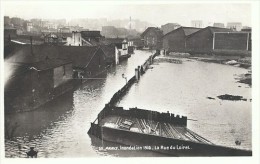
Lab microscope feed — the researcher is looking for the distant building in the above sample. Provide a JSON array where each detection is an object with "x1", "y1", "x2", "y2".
[
  {"x1": 81, "y1": 31, "x2": 103, "y2": 45},
  {"x1": 66, "y1": 31, "x2": 103, "y2": 46},
  {"x1": 213, "y1": 23, "x2": 225, "y2": 28},
  {"x1": 27, "y1": 22, "x2": 33, "y2": 32},
  {"x1": 241, "y1": 26, "x2": 251, "y2": 32},
  {"x1": 69, "y1": 25, "x2": 84, "y2": 32},
  {"x1": 43, "y1": 22, "x2": 57, "y2": 29},
  {"x1": 191, "y1": 20, "x2": 203, "y2": 28},
  {"x1": 141, "y1": 27, "x2": 163, "y2": 50},
  {"x1": 162, "y1": 27, "x2": 201, "y2": 53},
  {"x1": 4, "y1": 28, "x2": 17, "y2": 41},
  {"x1": 43, "y1": 33, "x2": 69, "y2": 45},
  {"x1": 186, "y1": 26, "x2": 232, "y2": 53},
  {"x1": 4, "y1": 16, "x2": 11, "y2": 25},
  {"x1": 10, "y1": 17, "x2": 23, "y2": 26},
  {"x1": 59, "y1": 27, "x2": 71, "y2": 33},
  {"x1": 101, "y1": 26, "x2": 118, "y2": 38},
  {"x1": 161, "y1": 23, "x2": 181, "y2": 35},
  {"x1": 226, "y1": 22, "x2": 242, "y2": 31},
  {"x1": 66, "y1": 31, "x2": 82, "y2": 46},
  {"x1": 117, "y1": 28, "x2": 128, "y2": 38},
  {"x1": 30, "y1": 19, "x2": 43, "y2": 27}
]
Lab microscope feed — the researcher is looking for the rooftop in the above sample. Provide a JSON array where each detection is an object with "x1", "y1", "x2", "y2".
[
  {"x1": 6, "y1": 44, "x2": 101, "y2": 69},
  {"x1": 163, "y1": 26, "x2": 201, "y2": 38},
  {"x1": 101, "y1": 38, "x2": 127, "y2": 45},
  {"x1": 100, "y1": 45, "x2": 115, "y2": 59},
  {"x1": 140, "y1": 27, "x2": 163, "y2": 38},
  {"x1": 81, "y1": 31, "x2": 102, "y2": 38}
]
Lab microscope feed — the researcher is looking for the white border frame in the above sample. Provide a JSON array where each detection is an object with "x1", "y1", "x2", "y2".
[{"x1": 0, "y1": 1, "x2": 259, "y2": 164}]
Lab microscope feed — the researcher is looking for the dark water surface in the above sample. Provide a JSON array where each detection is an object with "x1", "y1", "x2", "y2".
[{"x1": 5, "y1": 52, "x2": 251, "y2": 157}]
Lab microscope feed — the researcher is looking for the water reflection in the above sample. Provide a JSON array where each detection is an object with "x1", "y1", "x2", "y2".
[
  {"x1": 5, "y1": 51, "x2": 250, "y2": 157},
  {"x1": 5, "y1": 50, "x2": 153, "y2": 158},
  {"x1": 118, "y1": 61, "x2": 251, "y2": 151},
  {"x1": 5, "y1": 90, "x2": 74, "y2": 158}
]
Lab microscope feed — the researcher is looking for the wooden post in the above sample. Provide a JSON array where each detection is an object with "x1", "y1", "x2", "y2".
[
  {"x1": 135, "y1": 68, "x2": 139, "y2": 80},
  {"x1": 212, "y1": 32, "x2": 215, "y2": 50},
  {"x1": 246, "y1": 32, "x2": 249, "y2": 51}
]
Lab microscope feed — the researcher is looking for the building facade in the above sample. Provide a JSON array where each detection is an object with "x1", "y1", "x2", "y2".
[
  {"x1": 141, "y1": 27, "x2": 163, "y2": 50},
  {"x1": 227, "y1": 22, "x2": 242, "y2": 31},
  {"x1": 214, "y1": 32, "x2": 251, "y2": 51},
  {"x1": 191, "y1": 20, "x2": 203, "y2": 28},
  {"x1": 162, "y1": 27, "x2": 201, "y2": 53},
  {"x1": 213, "y1": 23, "x2": 225, "y2": 28},
  {"x1": 66, "y1": 31, "x2": 83, "y2": 46},
  {"x1": 186, "y1": 26, "x2": 231, "y2": 53}
]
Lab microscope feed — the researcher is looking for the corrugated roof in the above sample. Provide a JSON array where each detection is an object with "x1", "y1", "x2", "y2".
[
  {"x1": 182, "y1": 27, "x2": 202, "y2": 36},
  {"x1": 163, "y1": 27, "x2": 201, "y2": 38},
  {"x1": 186, "y1": 26, "x2": 232, "y2": 38}
]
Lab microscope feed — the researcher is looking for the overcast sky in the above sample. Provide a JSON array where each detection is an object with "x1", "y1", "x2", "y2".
[{"x1": 2, "y1": 1, "x2": 251, "y2": 27}]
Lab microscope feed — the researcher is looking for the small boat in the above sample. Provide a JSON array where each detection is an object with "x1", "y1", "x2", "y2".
[{"x1": 88, "y1": 106, "x2": 252, "y2": 156}]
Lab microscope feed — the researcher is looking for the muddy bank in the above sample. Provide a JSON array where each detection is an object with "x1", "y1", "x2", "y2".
[
  {"x1": 188, "y1": 55, "x2": 251, "y2": 69},
  {"x1": 237, "y1": 73, "x2": 251, "y2": 86}
]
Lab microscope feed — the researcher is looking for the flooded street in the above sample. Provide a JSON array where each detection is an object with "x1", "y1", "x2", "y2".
[
  {"x1": 119, "y1": 59, "x2": 251, "y2": 151},
  {"x1": 5, "y1": 50, "x2": 154, "y2": 157},
  {"x1": 4, "y1": 51, "x2": 251, "y2": 157}
]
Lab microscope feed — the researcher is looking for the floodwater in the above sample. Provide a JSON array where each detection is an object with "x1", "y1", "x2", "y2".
[{"x1": 4, "y1": 51, "x2": 251, "y2": 157}]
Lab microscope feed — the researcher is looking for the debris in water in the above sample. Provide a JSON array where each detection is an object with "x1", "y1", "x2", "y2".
[
  {"x1": 217, "y1": 94, "x2": 247, "y2": 101},
  {"x1": 235, "y1": 140, "x2": 241, "y2": 145},
  {"x1": 207, "y1": 97, "x2": 215, "y2": 100}
]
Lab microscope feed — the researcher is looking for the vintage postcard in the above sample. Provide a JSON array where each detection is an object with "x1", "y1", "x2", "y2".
[{"x1": 1, "y1": 0, "x2": 259, "y2": 164}]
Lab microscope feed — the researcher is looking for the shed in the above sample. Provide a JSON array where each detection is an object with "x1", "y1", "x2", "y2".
[
  {"x1": 141, "y1": 27, "x2": 163, "y2": 50},
  {"x1": 186, "y1": 26, "x2": 232, "y2": 54},
  {"x1": 162, "y1": 27, "x2": 201, "y2": 52}
]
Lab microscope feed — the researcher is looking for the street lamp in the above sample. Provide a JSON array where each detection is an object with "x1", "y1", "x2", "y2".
[{"x1": 122, "y1": 73, "x2": 127, "y2": 84}]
